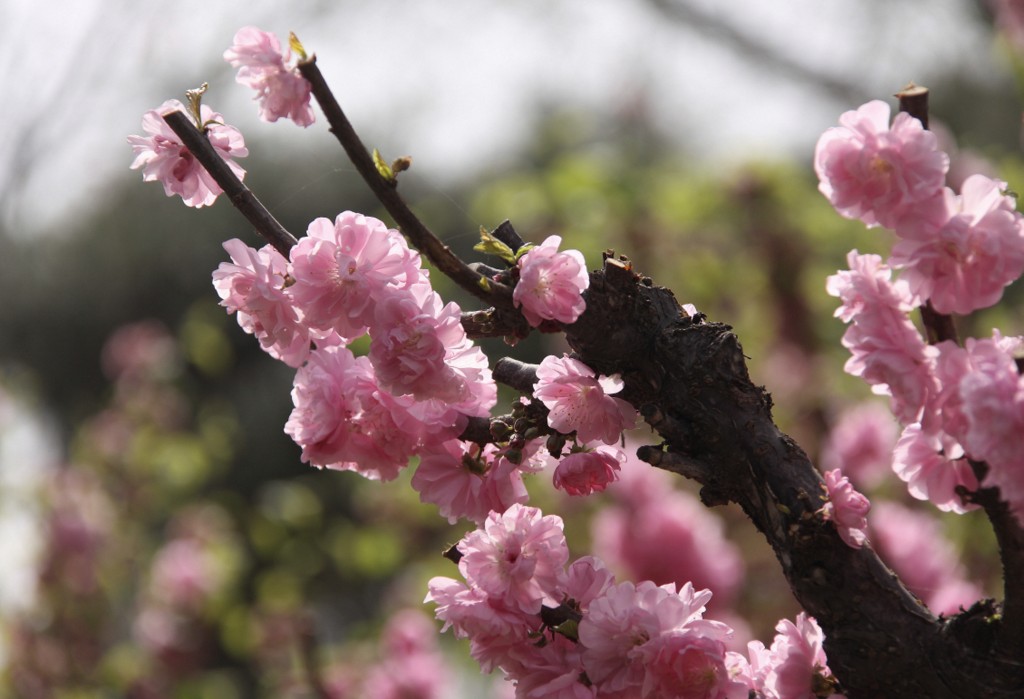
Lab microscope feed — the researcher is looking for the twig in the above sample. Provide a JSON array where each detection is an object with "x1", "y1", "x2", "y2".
[
  {"x1": 296, "y1": 56, "x2": 515, "y2": 310},
  {"x1": 162, "y1": 111, "x2": 298, "y2": 257},
  {"x1": 895, "y1": 85, "x2": 959, "y2": 347}
]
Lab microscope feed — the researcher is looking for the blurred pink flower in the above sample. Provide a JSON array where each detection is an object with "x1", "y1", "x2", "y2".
[
  {"x1": 552, "y1": 444, "x2": 624, "y2": 496},
  {"x1": 819, "y1": 469, "x2": 871, "y2": 549},
  {"x1": 814, "y1": 99, "x2": 947, "y2": 229},
  {"x1": 514, "y1": 235, "x2": 589, "y2": 327},
  {"x1": 534, "y1": 355, "x2": 636, "y2": 445},
  {"x1": 362, "y1": 610, "x2": 454, "y2": 699},
  {"x1": 594, "y1": 452, "x2": 744, "y2": 610},
  {"x1": 820, "y1": 401, "x2": 898, "y2": 489},
  {"x1": 871, "y1": 501, "x2": 983, "y2": 614},
  {"x1": 224, "y1": 26, "x2": 315, "y2": 127},
  {"x1": 101, "y1": 321, "x2": 178, "y2": 382},
  {"x1": 128, "y1": 99, "x2": 247, "y2": 208}
]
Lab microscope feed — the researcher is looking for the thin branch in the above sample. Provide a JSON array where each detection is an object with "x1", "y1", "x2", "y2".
[
  {"x1": 162, "y1": 111, "x2": 298, "y2": 257},
  {"x1": 296, "y1": 56, "x2": 516, "y2": 310}
]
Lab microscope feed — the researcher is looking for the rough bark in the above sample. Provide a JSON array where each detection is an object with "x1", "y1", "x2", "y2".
[{"x1": 564, "y1": 254, "x2": 1024, "y2": 698}]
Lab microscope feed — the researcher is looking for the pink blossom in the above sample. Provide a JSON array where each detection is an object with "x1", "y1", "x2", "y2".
[
  {"x1": 502, "y1": 635, "x2": 596, "y2": 699},
  {"x1": 369, "y1": 283, "x2": 496, "y2": 412},
  {"x1": 458, "y1": 504, "x2": 569, "y2": 615},
  {"x1": 361, "y1": 652, "x2": 452, "y2": 699},
  {"x1": 890, "y1": 175, "x2": 1024, "y2": 314},
  {"x1": 128, "y1": 99, "x2": 248, "y2": 208},
  {"x1": 766, "y1": 613, "x2": 833, "y2": 699},
  {"x1": 213, "y1": 238, "x2": 311, "y2": 366},
  {"x1": 362, "y1": 611, "x2": 454, "y2": 699},
  {"x1": 637, "y1": 631, "x2": 750, "y2": 699},
  {"x1": 552, "y1": 444, "x2": 624, "y2": 496},
  {"x1": 410, "y1": 439, "x2": 529, "y2": 524},
  {"x1": 288, "y1": 212, "x2": 424, "y2": 339},
  {"x1": 223, "y1": 26, "x2": 315, "y2": 127},
  {"x1": 101, "y1": 321, "x2": 178, "y2": 383},
  {"x1": 514, "y1": 235, "x2": 590, "y2": 327},
  {"x1": 533, "y1": 355, "x2": 637, "y2": 444},
  {"x1": 149, "y1": 538, "x2": 221, "y2": 611},
  {"x1": 827, "y1": 251, "x2": 936, "y2": 423},
  {"x1": 821, "y1": 401, "x2": 898, "y2": 489},
  {"x1": 814, "y1": 99, "x2": 948, "y2": 229},
  {"x1": 579, "y1": 580, "x2": 731, "y2": 697},
  {"x1": 424, "y1": 577, "x2": 533, "y2": 672},
  {"x1": 819, "y1": 469, "x2": 871, "y2": 549},
  {"x1": 956, "y1": 342, "x2": 1024, "y2": 521},
  {"x1": 563, "y1": 556, "x2": 615, "y2": 612},
  {"x1": 826, "y1": 250, "x2": 918, "y2": 322},
  {"x1": 284, "y1": 345, "x2": 421, "y2": 480},
  {"x1": 891, "y1": 423, "x2": 978, "y2": 513},
  {"x1": 870, "y1": 501, "x2": 983, "y2": 614}
]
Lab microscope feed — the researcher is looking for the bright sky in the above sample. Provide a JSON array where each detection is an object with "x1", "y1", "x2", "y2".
[{"x1": 0, "y1": 0, "x2": 1004, "y2": 235}]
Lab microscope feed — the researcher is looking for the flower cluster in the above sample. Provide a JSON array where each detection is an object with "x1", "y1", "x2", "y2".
[
  {"x1": 818, "y1": 100, "x2": 1024, "y2": 522},
  {"x1": 817, "y1": 100, "x2": 1024, "y2": 317},
  {"x1": 224, "y1": 26, "x2": 315, "y2": 127},
  {"x1": 427, "y1": 504, "x2": 838, "y2": 699},
  {"x1": 214, "y1": 211, "x2": 496, "y2": 481},
  {"x1": 127, "y1": 99, "x2": 248, "y2": 208}
]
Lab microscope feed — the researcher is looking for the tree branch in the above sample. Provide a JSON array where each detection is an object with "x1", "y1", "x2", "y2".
[
  {"x1": 296, "y1": 56, "x2": 517, "y2": 313},
  {"x1": 564, "y1": 254, "x2": 1024, "y2": 697},
  {"x1": 162, "y1": 110, "x2": 298, "y2": 257},
  {"x1": 896, "y1": 84, "x2": 1023, "y2": 652}
]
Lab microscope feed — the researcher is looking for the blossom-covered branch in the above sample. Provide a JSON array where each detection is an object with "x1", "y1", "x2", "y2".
[
  {"x1": 295, "y1": 56, "x2": 521, "y2": 320},
  {"x1": 161, "y1": 110, "x2": 298, "y2": 257}
]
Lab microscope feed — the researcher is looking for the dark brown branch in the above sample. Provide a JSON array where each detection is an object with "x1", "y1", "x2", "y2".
[
  {"x1": 162, "y1": 111, "x2": 298, "y2": 257},
  {"x1": 896, "y1": 82, "x2": 930, "y2": 130},
  {"x1": 919, "y1": 300, "x2": 960, "y2": 345},
  {"x1": 895, "y1": 85, "x2": 960, "y2": 347},
  {"x1": 296, "y1": 56, "x2": 515, "y2": 311},
  {"x1": 563, "y1": 255, "x2": 1024, "y2": 697},
  {"x1": 493, "y1": 357, "x2": 539, "y2": 393}
]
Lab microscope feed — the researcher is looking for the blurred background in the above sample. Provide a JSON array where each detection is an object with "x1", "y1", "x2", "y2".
[{"x1": 2, "y1": 0, "x2": 1022, "y2": 696}]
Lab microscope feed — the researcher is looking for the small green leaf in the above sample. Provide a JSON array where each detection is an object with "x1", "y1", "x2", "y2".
[
  {"x1": 477, "y1": 275, "x2": 492, "y2": 292},
  {"x1": 289, "y1": 32, "x2": 308, "y2": 61},
  {"x1": 474, "y1": 226, "x2": 517, "y2": 264},
  {"x1": 513, "y1": 243, "x2": 536, "y2": 262},
  {"x1": 554, "y1": 618, "x2": 579, "y2": 641},
  {"x1": 373, "y1": 148, "x2": 396, "y2": 183}
]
